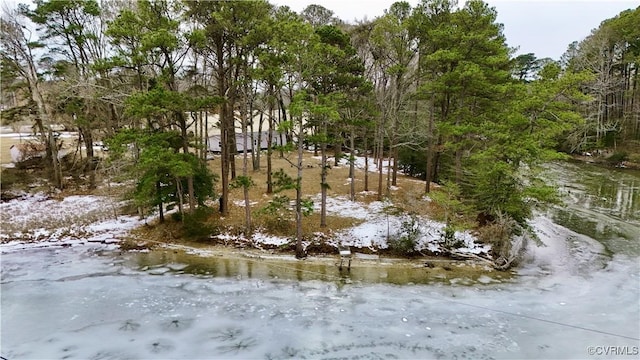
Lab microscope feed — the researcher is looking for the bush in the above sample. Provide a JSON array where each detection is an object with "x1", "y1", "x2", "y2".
[
  {"x1": 256, "y1": 195, "x2": 293, "y2": 234},
  {"x1": 388, "y1": 215, "x2": 421, "y2": 256},
  {"x1": 256, "y1": 194, "x2": 314, "y2": 235},
  {"x1": 606, "y1": 152, "x2": 628, "y2": 164},
  {"x1": 397, "y1": 147, "x2": 426, "y2": 179},
  {"x1": 439, "y1": 224, "x2": 464, "y2": 250},
  {"x1": 475, "y1": 212, "x2": 526, "y2": 267},
  {"x1": 628, "y1": 153, "x2": 640, "y2": 163},
  {"x1": 0, "y1": 168, "x2": 33, "y2": 191},
  {"x1": 181, "y1": 206, "x2": 215, "y2": 240},
  {"x1": 0, "y1": 169, "x2": 20, "y2": 190}
]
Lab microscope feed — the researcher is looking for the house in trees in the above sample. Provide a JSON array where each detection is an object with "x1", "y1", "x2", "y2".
[
  {"x1": 207, "y1": 131, "x2": 286, "y2": 153},
  {"x1": 187, "y1": 110, "x2": 289, "y2": 153}
]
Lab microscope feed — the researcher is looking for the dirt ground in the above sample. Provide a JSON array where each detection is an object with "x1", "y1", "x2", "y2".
[{"x1": 202, "y1": 150, "x2": 450, "y2": 235}]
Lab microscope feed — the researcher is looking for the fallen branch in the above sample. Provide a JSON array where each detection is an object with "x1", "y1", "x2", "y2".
[{"x1": 448, "y1": 250, "x2": 515, "y2": 271}]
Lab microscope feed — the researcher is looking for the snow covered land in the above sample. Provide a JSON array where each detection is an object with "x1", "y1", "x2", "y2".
[
  {"x1": 0, "y1": 190, "x2": 490, "y2": 257},
  {"x1": 2, "y1": 129, "x2": 490, "y2": 258},
  {"x1": 0, "y1": 193, "x2": 143, "y2": 252}
]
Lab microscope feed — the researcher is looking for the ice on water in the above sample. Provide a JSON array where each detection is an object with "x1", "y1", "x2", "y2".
[{"x1": 2, "y1": 234, "x2": 638, "y2": 359}]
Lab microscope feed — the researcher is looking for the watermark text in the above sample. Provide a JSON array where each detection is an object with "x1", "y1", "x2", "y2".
[{"x1": 587, "y1": 346, "x2": 639, "y2": 356}]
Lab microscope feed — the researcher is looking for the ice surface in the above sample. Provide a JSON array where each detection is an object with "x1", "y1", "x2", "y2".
[{"x1": 1, "y1": 243, "x2": 638, "y2": 359}]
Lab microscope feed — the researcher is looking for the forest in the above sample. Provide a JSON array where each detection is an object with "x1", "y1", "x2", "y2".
[{"x1": 1, "y1": 0, "x2": 639, "y2": 260}]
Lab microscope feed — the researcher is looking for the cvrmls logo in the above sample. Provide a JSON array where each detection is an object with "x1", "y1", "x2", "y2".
[{"x1": 588, "y1": 346, "x2": 639, "y2": 356}]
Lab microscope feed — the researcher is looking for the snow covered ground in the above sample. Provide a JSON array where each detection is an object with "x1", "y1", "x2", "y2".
[
  {"x1": 2, "y1": 133, "x2": 489, "y2": 257},
  {"x1": 0, "y1": 192, "x2": 143, "y2": 252},
  {"x1": 1, "y1": 190, "x2": 490, "y2": 257},
  {"x1": 311, "y1": 195, "x2": 489, "y2": 255}
]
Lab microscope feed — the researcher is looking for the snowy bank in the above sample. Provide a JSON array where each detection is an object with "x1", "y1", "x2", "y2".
[
  {"x1": 0, "y1": 192, "x2": 143, "y2": 253},
  {"x1": 0, "y1": 191, "x2": 490, "y2": 258},
  {"x1": 221, "y1": 194, "x2": 491, "y2": 256}
]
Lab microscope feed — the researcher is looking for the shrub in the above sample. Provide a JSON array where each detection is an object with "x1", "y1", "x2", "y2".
[
  {"x1": 0, "y1": 169, "x2": 20, "y2": 190},
  {"x1": 475, "y1": 212, "x2": 530, "y2": 269},
  {"x1": 628, "y1": 153, "x2": 640, "y2": 163},
  {"x1": 606, "y1": 151, "x2": 628, "y2": 164},
  {"x1": 181, "y1": 206, "x2": 215, "y2": 240},
  {"x1": 439, "y1": 224, "x2": 464, "y2": 250},
  {"x1": 256, "y1": 195, "x2": 293, "y2": 234},
  {"x1": 388, "y1": 215, "x2": 421, "y2": 256},
  {"x1": 397, "y1": 146, "x2": 426, "y2": 179},
  {"x1": 0, "y1": 168, "x2": 33, "y2": 191}
]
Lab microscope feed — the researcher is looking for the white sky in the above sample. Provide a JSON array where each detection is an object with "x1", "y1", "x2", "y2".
[{"x1": 273, "y1": 0, "x2": 639, "y2": 60}]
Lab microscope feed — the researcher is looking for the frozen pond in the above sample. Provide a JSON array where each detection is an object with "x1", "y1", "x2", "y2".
[{"x1": 2, "y1": 162, "x2": 639, "y2": 359}]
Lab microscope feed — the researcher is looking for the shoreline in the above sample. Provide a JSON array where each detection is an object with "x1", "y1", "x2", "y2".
[
  {"x1": 0, "y1": 237, "x2": 512, "y2": 286},
  {"x1": 570, "y1": 153, "x2": 640, "y2": 170}
]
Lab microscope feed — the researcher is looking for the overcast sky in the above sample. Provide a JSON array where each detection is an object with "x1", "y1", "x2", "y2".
[{"x1": 273, "y1": 0, "x2": 639, "y2": 60}]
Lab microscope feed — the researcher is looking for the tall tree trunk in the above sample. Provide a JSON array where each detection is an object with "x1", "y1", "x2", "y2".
[
  {"x1": 252, "y1": 111, "x2": 262, "y2": 171},
  {"x1": 79, "y1": 127, "x2": 96, "y2": 189},
  {"x1": 205, "y1": 112, "x2": 210, "y2": 159},
  {"x1": 219, "y1": 84, "x2": 230, "y2": 216},
  {"x1": 320, "y1": 122, "x2": 328, "y2": 228},
  {"x1": 454, "y1": 96, "x2": 465, "y2": 185},
  {"x1": 241, "y1": 103, "x2": 252, "y2": 233},
  {"x1": 176, "y1": 176, "x2": 184, "y2": 220},
  {"x1": 178, "y1": 112, "x2": 196, "y2": 213},
  {"x1": 280, "y1": 95, "x2": 289, "y2": 157},
  {"x1": 295, "y1": 115, "x2": 305, "y2": 259},
  {"x1": 334, "y1": 135, "x2": 341, "y2": 167},
  {"x1": 391, "y1": 72, "x2": 403, "y2": 187},
  {"x1": 349, "y1": 127, "x2": 356, "y2": 201},
  {"x1": 432, "y1": 140, "x2": 442, "y2": 184},
  {"x1": 376, "y1": 122, "x2": 384, "y2": 201},
  {"x1": 266, "y1": 89, "x2": 275, "y2": 194},
  {"x1": 386, "y1": 151, "x2": 392, "y2": 197},
  {"x1": 229, "y1": 111, "x2": 237, "y2": 180},
  {"x1": 425, "y1": 96, "x2": 435, "y2": 193},
  {"x1": 48, "y1": 130, "x2": 62, "y2": 189},
  {"x1": 364, "y1": 135, "x2": 369, "y2": 192},
  {"x1": 157, "y1": 181, "x2": 164, "y2": 223}
]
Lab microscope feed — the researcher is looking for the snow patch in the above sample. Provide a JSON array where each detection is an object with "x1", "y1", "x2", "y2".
[
  {"x1": 1, "y1": 192, "x2": 142, "y2": 252},
  {"x1": 1, "y1": 192, "x2": 490, "y2": 258}
]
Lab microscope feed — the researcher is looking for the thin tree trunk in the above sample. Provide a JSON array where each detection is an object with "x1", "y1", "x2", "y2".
[
  {"x1": 157, "y1": 181, "x2": 164, "y2": 223},
  {"x1": 349, "y1": 127, "x2": 356, "y2": 201},
  {"x1": 242, "y1": 103, "x2": 252, "y2": 233},
  {"x1": 377, "y1": 123, "x2": 384, "y2": 201},
  {"x1": 219, "y1": 92, "x2": 230, "y2": 216},
  {"x1": 425, "y1": 95, "x2": 435, "y2": 193},
  {"x1": 295, "y1": 115, "x2": 305, "y2": 259},
  {"x1": 386, "y1": 151, "x2": 392, "y2": 197},
  {"x1": 176, "y1": 176, "x2": 184, "y2": 221},
  {"x1": 364, "y1": 135, "x2": 369, "y2": 192},
  {"x1": 80, "y1": 127, "x2": 96, "y2": 189},
  {"x1": 253, "y1": 111, "x2": 262, "y2": 171},
  {"x1": 280, "y1": 95, "x2": 288, "y2": 158},
  {"x1": 267, "y1": 89, "x2": 275, "y2": 194},
  {"x1": 320, "y1": 121, "x2": 328, "y2": 228}
]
